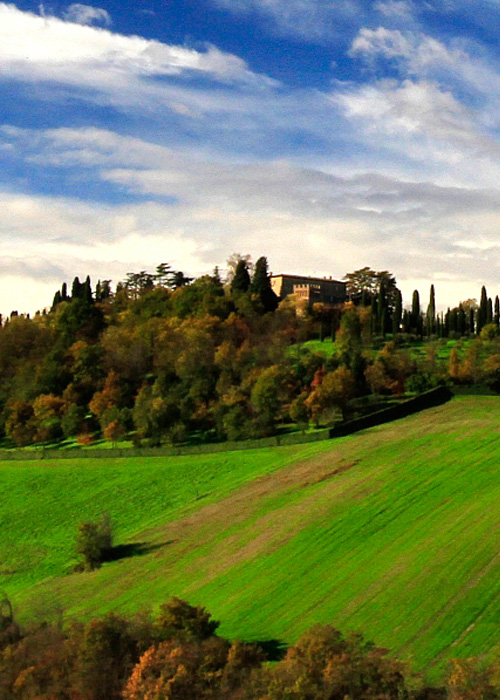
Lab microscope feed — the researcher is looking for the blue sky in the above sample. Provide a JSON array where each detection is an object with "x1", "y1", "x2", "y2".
[{"x1": 2, "y1": 0, "x2": 500, "y2": 312}]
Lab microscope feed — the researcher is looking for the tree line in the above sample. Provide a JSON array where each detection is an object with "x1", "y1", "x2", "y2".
[
  {"x1": 0, "y1": 595, "x2": 495, "y2": 700},
  {"x1": 1, "y1": 259, "x2": 500, "y2": 448}
]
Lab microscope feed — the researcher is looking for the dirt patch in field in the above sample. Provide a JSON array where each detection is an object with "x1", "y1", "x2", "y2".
[{"x1": 137, "y1": 450, "x2": 374, "y2": 587}]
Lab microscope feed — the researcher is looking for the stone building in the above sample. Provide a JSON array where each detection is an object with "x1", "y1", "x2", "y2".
[{"x1": 270, "y1": 274, "x2": 346, "y2": 308}]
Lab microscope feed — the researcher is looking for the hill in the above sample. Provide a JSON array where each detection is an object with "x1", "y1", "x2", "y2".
[{"x1": 3, "y1": 395, "x2": 500, "y2": 679}]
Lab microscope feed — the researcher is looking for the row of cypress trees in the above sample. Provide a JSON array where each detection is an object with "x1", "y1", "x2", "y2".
[{"x1": 360, "y1": 282, "x2": 499, "y2": 339}]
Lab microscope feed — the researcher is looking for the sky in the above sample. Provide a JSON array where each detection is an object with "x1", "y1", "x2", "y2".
[{"x1": 2, "y1": 0, "x2": 500, "y2": 313}]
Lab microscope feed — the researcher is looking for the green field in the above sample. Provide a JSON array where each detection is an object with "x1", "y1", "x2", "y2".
[{"x1": 3, "y1": 396, "x2": 500, "y2": 679}]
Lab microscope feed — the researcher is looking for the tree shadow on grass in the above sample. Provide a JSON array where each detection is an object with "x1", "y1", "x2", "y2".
[
  {"x1": 103, "y1": 541, "x2": 174, "y2": 563},
  {"x1": 255, "y1": 638, "x2": 288, "y2": 661}
]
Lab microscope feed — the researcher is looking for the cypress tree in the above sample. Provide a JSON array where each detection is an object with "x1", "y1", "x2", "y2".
[
  {"x1": 52, "y1": 290, "x2": 62, "y2": 309},
  {"x1": 478, "y1": 286, "x2": 488, "y2": 333},
  {"x1": 392, "y1": 288, "x2": 402, "y2": 336},
  {"x1": 83, "y1": 275, "x2": 93, "y2": 304},
  {"x1": 487, "y1": 297, "x2": 493, "y2": 325},
  {"x1": 71, "y1": 276, "x2": 82, "y2": 299},
  {"x1": 444, "y1": 308, "x2": 450, "y2": 338},
  {"x1": 495, "y1": 296, "x2": 500, "y2": 328},
  {"x1": 61, "y1": 282, "x2": 68, "y2": 301},
  {"x1": 411, "y1": 290, "x2": 420, "y2": 335},
  {"x1": 426, "y1": 284, "x2": 436, "y2": 336},
  {"x1": 469, "y1": 308, "x2": 475, "y2": 335},
  {"x1": 230, "y1": 260, "x2": 251, "y2": 295},
  {"x1": 458, "y1": 303, "x2": 466, "y2": 336},
  {"x1": 249, "y1": 256, "x2": 278, "y2": 312}
]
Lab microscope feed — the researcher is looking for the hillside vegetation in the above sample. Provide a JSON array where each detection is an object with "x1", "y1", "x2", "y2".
[
  {"x1": 4, "y1": 259, "x2": 500, "y2": 453},
  {"x1": 2, "y1": 395, "x2": 500, "y2": 679}
]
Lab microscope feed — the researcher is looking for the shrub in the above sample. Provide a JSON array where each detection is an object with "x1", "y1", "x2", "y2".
[{"x1": 75, "y1": 514, "x2": 113, "y2": 571}]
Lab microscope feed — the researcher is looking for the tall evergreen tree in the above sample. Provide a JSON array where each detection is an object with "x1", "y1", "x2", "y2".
[
  {"x1": 444, "y1": 308, "x2": 451, "y2": 337},
  {"x1": 411, "y1": 290, "x2": 421, "y2": 335},
  {"x1": 71, "y1": 276, "x2": 82, "y2": 300},
  {"x1": 230, "y1": 259, "x2": 251, "y2": 295},
  {"x1": 458, "y1": 304, "x2": 466, "y2": 336},
  {"x1": 249, "y1": 257, "x2": 278, "y2": 313},
  {"x1": 52, "y1": 290, "x2": 62, "y2": 309},
  {"x1": 61, "y1": 282, "x2": 68, "y2": 301},
  {"x1": 426, "y1": 284, "x2": 436, "y2": 336},
  {"x1": 495, "y1": 296, "x2": 500, "y2": 328},
  {"x1": 83, "y1": 275, "x2": 93, "y2": 304},
  {"x1": 487, "y1": 297, "x2": 493, "y2": 325},
  {"x1": 392, "y1": 288, "x2": 402, "y2": 336},
  {"x1": 477, "y1": 286, "x2": 488, "y2": 334}
]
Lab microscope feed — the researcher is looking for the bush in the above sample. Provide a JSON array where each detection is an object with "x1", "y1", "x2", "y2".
[{"x1": 75, "y1": 514, "x2": 113, "y2": 571}]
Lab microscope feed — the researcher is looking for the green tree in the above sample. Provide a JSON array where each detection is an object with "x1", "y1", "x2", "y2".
[
  {"x1": 392, "y1": 288, "x2": 402, "y2": 336},
  {"x1": 336, "y1": 305, "x2": 362, "y2": 367},
  {"x1": 72, "y1": 276, "x2": 82, "y2": 299},
  {"x1": 343, "y1": 267, "x2": 397, "y2": 306},
  {"x1": 477, "y1": 286, "x2": 488, "y2": 334},
  {"x1": 249, "y1": 256, "x2": 278, "y2": 313},
  {"x1": 250, "y1": 365, "x2": 290, "y2": 434},
  {"x1": 56, "y1": 298, "x2": 105, "y2": 344},
  {"x1": 411, "y1": 290, "x2": 422, "y2": 336},
  {"x1": 155, "y1": 262, "x2": 172, "y2": 286},
  {"x1": 230, "y1": 259, "x2": 251, "y2": 295},
  {"x1": 426, "y1": 284, "x2": 436, "y2": 336},
  {"x1": 155, "y1": 598, "x2": 220, "y2": 642},
  {"x1": 75, "y1": 515, "x2": 113, "y2": 571}
]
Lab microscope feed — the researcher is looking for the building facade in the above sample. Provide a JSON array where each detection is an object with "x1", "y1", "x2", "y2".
[{"x1": 270, "y1": 274, "x2": 346, "y2": 307}]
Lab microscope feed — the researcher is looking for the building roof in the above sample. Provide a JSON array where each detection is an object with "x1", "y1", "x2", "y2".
[{"x1": 271, "y1": 273, "x2": 345, "y2": 284}]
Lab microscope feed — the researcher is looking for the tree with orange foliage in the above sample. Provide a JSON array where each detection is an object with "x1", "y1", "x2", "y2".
[
  {"x1": 255, "y1": 625, "x2": 406, "y2": 700},
  {"x1": 123, "y1": 637, "x2": 229, "y2": 700},
  {"x1": 305, "y1": 366, "x2": 356, "y2": 424},
  {"x1": 89, "y1": 371, "x2": 121, "y2": 420}
]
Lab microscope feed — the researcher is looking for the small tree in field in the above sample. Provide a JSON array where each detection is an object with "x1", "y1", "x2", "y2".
[{"x1": 75, "y1": 514, "x2": 113, "y2": 571}]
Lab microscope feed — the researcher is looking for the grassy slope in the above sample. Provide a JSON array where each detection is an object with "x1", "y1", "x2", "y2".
[{"x1": 3, "y1": 396, "x2": 500, "y2": 679}]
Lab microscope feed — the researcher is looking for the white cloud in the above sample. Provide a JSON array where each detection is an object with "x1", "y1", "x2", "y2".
[
  {"x1": 0, "y1": 2, "x2": 275, "y2": 99},
  {"x1": 341, "y1": 26, "x2": 500, "y2": 182},
  {"x1": 350, "y1": 26, "x2": 500, "y2": 103},
  {"x1": 374, "y1": 0, "x2": 415, "y2": 19},
  {"x1": 2, "y1": 127, "x2": 500, "y2": 314},
  {"x1": 211, "y1": 0, "x2": 365, "y2": 40},
  {"x1": 335, "y1": 79, "x2": 498, "y2": 159},
  {"x1": 63, "y1": 3, "x2": 111, "y2": 26}
]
